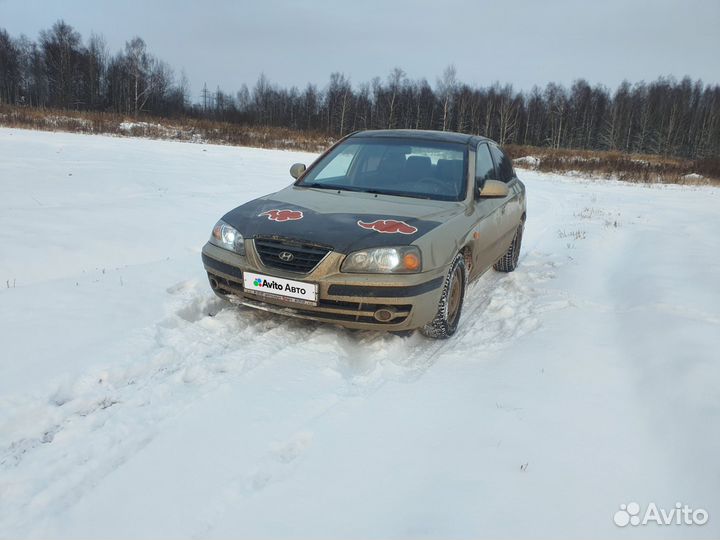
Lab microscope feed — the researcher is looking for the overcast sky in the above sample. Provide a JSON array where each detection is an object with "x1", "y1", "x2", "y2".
[{"x1": 1, "y1": 0, "x2": 718, "y2": 101}]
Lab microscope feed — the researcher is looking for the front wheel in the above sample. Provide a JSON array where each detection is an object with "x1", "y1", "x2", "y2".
[
  {"x1": 421, "y1": 253, "x2": 466, "y2": 339},
  {"x1": 494, "y1": 221, "x2": 524, "y2": 273}
]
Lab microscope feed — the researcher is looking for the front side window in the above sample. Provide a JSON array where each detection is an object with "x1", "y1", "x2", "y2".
[
  {"x1": 475, "y1": 143, "x2": 495, "y2": 190},
  {"x1": 489, "y1": 145, "x2": 514, "y2": 183},
  {"x1": 298, "y1": 138, "x2": 468, "y2": 201}
]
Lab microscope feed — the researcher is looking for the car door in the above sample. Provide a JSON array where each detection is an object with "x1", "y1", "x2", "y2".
[
  {"x1": 488, "y1": 144, "x2": 522, "y2": 252},
  {"x1": 469, "y1": 143, "x2": 506, "y2": 276}
]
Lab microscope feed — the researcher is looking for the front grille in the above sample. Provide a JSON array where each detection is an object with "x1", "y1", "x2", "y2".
[{"x1": 254, "y1": 237, "x2": 331, "y2": 273}]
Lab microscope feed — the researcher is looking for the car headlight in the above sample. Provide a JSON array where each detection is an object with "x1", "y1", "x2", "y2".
[
  {"x1": 209, "y1": 220, "x2": 245, "y2": 255},
  {"x1": 341, "y1": 246, "x2": 422, "y2": 273}
]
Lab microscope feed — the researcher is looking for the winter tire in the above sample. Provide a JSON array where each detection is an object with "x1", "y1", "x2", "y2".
[
  {"x1": 421, "y1": 253, "x2": 467, "y2": 339},
  {"x1": 494, "y1": 221, "x2": 524, "y2": 272}
]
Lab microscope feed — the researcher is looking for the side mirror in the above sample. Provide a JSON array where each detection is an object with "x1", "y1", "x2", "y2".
[
  {"x1": 478, "y1": 179, "x2": 509, "y2": 198},
  {"x1": 290, "y1": 163, "x2": 306, "y2": 179}
]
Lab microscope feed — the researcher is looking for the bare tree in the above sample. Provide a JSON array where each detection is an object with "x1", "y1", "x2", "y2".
[
  {"x1": 124, "y1": 37, "x2": 153, "y2": 116},
  {"x1": 386, "y1": 67, "x2": 405, "y2": 129},
  {"x1": 0, "y1": 29, "x2": 21, "y2": 104},
  {"x1": 85, "y1": 33, "x2": 107, "y2": 109},
  {"x1": 498, "y1": 84, "x2": 518, "y2": 144},
  {"x1": 39, "y1": 20, "x2": 83, "y2": 108},
  {"x1": 436, "y1": 65, "x2": 457, "y2": 131}
]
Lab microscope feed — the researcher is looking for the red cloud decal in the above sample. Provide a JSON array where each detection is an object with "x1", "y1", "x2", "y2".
[
  {"x1": 357, "y1": 219, "x2": 418, "y2": 235},
  {"x1": 259, "y1": 209, "x2": 304, "y2": 222}
]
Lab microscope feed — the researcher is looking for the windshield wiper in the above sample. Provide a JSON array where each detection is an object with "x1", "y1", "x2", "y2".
[
  {"x1": 301, "y1": 183, "x2": 373, "y2": 194},
  {"x1": 368, "y1": 189, "x2": 434, "y2": 200},
  {"x1": 300, "y1": 182, "x2": 346, "y2": 190},
  {"x1": 301, "y1": 183, "x2": 436, "y2": 200}
]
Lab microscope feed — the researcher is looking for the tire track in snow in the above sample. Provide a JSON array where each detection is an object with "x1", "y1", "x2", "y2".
[
  {"x1": 401, "y1": 248, "x2": 569, "y2": 370},
  {"x1": 182, "y1": 253, "x2": 572, "y2": 538},
  {"x1": 0, "y1": 271, "x2": 466, "y2": 532},
  {"x1": 0, "y1": 284, "x2": 341, "y2": 532},
  {"x1": 0, "y1": 181, "x2": 572, "y2": 532}
]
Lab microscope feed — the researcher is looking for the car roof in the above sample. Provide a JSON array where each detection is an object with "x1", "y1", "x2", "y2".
[{"x1": 349, "y1": 129, "x2": 493, "y2": 146}]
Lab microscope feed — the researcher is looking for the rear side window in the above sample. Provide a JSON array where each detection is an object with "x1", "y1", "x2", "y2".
[
  {"x1": 489, "y1": 145, "x2": 514, "y2": 183},
  {"x1": 475, "y1": 144, "x2": 495, "y2": 189}
]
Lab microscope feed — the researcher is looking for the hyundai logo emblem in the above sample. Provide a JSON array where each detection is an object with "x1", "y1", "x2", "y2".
[{"x1": 278, "y1": 251, "x2": 294, "y2": 262}]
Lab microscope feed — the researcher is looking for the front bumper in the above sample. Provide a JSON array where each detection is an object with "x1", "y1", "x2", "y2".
[{"x1": 201, "y1": 241, "x2": 446, "y2": 331}]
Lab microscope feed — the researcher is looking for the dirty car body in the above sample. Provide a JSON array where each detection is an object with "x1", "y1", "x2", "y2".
[{"x1": 201, "y1": 129, "x2": 526, "y2": 337}]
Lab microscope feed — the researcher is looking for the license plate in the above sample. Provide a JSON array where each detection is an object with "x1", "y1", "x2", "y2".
[{"x1": 243, "y1": 271, "x2": 318, "y2": 305}]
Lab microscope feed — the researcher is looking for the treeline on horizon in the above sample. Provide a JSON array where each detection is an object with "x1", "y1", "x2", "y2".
[{"x1": 1, "y1": 20, "x2": 719, "y2": 159}]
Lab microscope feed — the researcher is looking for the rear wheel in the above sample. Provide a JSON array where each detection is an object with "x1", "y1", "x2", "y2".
[
  {"x1": 494, "y1": 221, "x2": 524, "y2": 272},
  {"x1": 421, "y1": 253, "x2": 466, "y2": 339}
]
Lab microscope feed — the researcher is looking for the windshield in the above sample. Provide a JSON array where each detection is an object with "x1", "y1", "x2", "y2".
[{"x1": 297, "y1": 138, "x2": 468, "y2": 201}]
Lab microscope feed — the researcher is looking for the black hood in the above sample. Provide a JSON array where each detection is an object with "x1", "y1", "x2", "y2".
[{"x1": 222, "y1": 185, "x2": 463, "y2": 253}]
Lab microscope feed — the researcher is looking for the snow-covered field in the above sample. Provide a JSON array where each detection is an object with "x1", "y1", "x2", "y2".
[{"x1": 1, "y1": 128, "x2": 718, "y2": 539}]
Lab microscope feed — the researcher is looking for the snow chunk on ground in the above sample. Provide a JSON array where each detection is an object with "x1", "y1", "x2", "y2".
[{"x1": 513, "y1": 155, "x2": 540, "y2": 168}]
